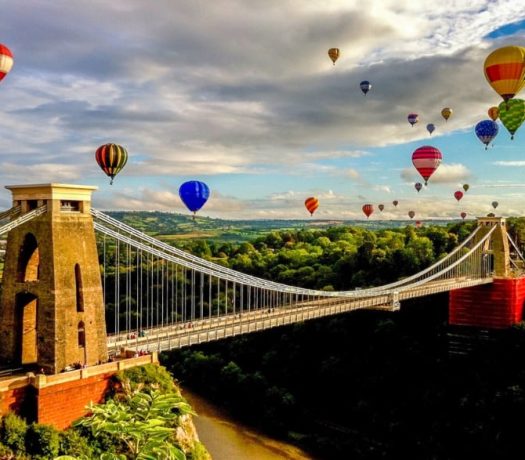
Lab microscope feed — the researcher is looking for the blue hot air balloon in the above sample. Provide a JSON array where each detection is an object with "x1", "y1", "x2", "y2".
[
  {"x1": 426, "y1": 123, "x2": 436, "y2": 135},
  {"x1": 360, "y1": 80, "x2": 371, "y2": 95},
  {"x1": 475, "y1": 119, "x2": 499, "y2": 150},
  {"x1": 179, "y1": 180, "x2": 210, "y2": 217}
]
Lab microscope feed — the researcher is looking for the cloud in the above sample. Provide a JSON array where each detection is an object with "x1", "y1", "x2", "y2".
[{"x1": 493, "y1": 161, "x2": 525, "y2": 167}]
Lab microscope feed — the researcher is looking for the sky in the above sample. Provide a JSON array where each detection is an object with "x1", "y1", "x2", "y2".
[{"x1": 1, "y1": 1, "x2": 525, "y2": 220}]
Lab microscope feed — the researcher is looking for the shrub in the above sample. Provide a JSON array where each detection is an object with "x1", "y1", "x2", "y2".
[
  {"x1": 58, "y1": 428, "x2": 94, "y2": 458},
  {"x1": 114, "y1": 363, "x2": 176, "y2": 393},
  {"x1": 0, "y1": 412, "x2": 27, "y2": 453},
  {"x1": 25, "y1": 423, "x2": 60, "y2": 459}
]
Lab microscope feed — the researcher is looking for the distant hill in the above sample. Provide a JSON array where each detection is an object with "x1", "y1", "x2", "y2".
[{"x1": 105, "y1": 210, "x2": 458, "y2": 244}]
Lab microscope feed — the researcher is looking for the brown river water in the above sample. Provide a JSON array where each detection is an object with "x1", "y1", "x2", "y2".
[{"x1": 182, "y1": 388, "x2": 317, "y2": 460}]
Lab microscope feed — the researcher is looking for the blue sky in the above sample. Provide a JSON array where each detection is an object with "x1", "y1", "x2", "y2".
[{"x1": 0, "y1": 1, "x2": 525, "y2": 220}]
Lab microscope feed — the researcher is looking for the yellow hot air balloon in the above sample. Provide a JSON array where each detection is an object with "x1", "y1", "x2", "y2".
[
  {"x1": 328, "y1": 48, "x2": 340, "y2": 65},
  {"x1": 441, "y1": 107, "x2": 452, "y2": 122},
  {"x1": 488, "y1": 106, "x2": 499, "y2": 121},
  {"x1": 484, "y1": 46, "x2": 525, "y2": 102}
]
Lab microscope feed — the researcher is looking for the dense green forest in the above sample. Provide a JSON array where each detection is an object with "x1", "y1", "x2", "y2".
[{"x1": 154, "y1": 216, "x2": 525, "y2": 459}]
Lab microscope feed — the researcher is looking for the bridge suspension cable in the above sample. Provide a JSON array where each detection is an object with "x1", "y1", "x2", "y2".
[
  {"x1": 0, "y1": 205, "x2": 46, "y2": 236},
  {"x1": 93, "y1": 212, "x2": 495, "y2": 354}
]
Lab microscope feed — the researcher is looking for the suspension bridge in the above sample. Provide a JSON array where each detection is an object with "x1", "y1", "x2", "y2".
[{"x1": 1, "y1": 183, "x2": 523, "y2": 366}]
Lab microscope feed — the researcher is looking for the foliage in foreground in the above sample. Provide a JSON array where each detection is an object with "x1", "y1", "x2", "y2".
[{"x1": 0, "y1": 364, "x2": 209, "y2": 460}]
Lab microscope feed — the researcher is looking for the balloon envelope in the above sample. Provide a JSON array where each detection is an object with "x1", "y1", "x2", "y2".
[
  {"x1": 454, "y1": 191, "x2": 463, "y2": 201},
  {"x1": 378, "y1": 204, "x2": 384, "y2": 212},
  {"x1": 415, "y1": 182, "x2": 422, "y2": 192},
  {"x1": 328, "y1": 48, "x2": 340, "y2": 64},
  {"x1": 460, "y1": 212, "x2": 467, "y2": 220},
  {"x1": 441, "y1": 107, "x2": 452, "y2": 121},
  {"x1": 498, "y1": 98, "x2": 525, "y2": 139},
  {"x1": 492, "y1": 201, "x2": 498, "y2": 209},
  {"x1": 393, "y1": 200, "x2": 399, "y2": 207},
  {"x1": 475, "y1": 120, "x2": 499, "y2": 149},
  {"x1": 179, "y1": 181, "x2": 210, "y2": 214},
  {"x1": 408, "y1": 113, "x2": 419, "y2": 126},
  {"x1": 426, "y1": 123, "x2": 436, "y2": 135},
  {"x1": 411, "y1": 145, "x2": 442, "y2": 185},
  {"x1": 408, "y1": 210, "x2": 415, "y2": 219},
  {"x1": 463, "y1": 184, "x2": 469, "y2": 192},
  {"x1": 304, "y1": 197, "x2": 319, "y2": 216},
  {"x1": 0, "y1": 44, "x2": 13, "y2": 82},
  {"x1": 95, "y1": 143, "x2": 128, "y2": 184},
  {"x1": 360, "y1": 80, "x2": 371, "y2": 95},
  {"x1": 484, "y1": 46, "x2": 525, "y2": 101},
  {"x1": 488, "y1": 106, "x2": 499, "y2": 121},
  {"x1": 362, "y1": 204, "x2": 374, "y2": 218}
]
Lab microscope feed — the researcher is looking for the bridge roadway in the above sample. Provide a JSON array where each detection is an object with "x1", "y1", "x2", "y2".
[{"x1": 107, "y1": 276, "x2": 493, "y2": 354}]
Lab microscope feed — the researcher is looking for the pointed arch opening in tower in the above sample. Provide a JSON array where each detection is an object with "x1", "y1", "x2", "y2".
[
  {"x1": 17, "y1": 233, "x2": 40, "y2": 282},
  {"x1": 15, "y1": 292, "x2": 38, "y2": 366}
]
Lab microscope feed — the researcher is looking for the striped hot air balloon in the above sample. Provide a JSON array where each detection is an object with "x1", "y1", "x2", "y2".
[
  {"x1": 360, "y1": 80, "x2": 371, "y2": 95},
  {"x1": 362, "y1": 204, "x2": 374, "y2": 219},
  {"x1": 415, "y1": 182, "x2": 422, "y2": 193},
  {"x1": 95, "y1": 143, "x2": 128, "y2": 184},
  {"x1": 304, "y1": 197, "x2": 319, "y2": 216},
  {"x1": 484, "y1": 46, "x2": 525, "y2": 102},
  {"x1": 411, "y1": 145, "x2": 442, "y2": 185},
  {"x1": 0, "y1": 44, "x2": 13, "y2": 82}
]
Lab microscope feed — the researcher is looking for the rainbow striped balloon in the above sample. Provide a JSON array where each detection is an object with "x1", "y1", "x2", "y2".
[
  {"x1": 95, "y1": 143, "x2": 128, "y2": 184},
  {"x1": 484, "y1": 46, "x2": 525, "y2": 102}
]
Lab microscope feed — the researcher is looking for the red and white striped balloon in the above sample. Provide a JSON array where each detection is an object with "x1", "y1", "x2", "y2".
[
  {"x1": 0, "y1": 44, "x2": 13, "y2": 82},
  {"x1": 411, "y1": 145, "x2": 442, "y2": 185}
]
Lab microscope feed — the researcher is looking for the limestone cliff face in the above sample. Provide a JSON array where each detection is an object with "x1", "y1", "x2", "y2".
[{"x1": 175, "y1": 411, "x2": 212, "y2": 460}]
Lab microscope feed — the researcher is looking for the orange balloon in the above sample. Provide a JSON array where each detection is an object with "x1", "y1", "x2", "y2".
[
  {"x1": 304, "y1": 197, "x2": 319, "y2": 216},
  {"x1": 328, "y1": 48, "x2": 340, "y2": 65},
  {"x1": 488, "y1": 106, "x2": 499, "y2": 121},
  {"x1": 484, "y1": 46, "x2": 525, "y2": 101}
]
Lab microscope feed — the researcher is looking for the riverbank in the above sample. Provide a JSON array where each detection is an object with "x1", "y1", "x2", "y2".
[{"x1": 183, "y1": 387, "x2": 315, "y2": 460}]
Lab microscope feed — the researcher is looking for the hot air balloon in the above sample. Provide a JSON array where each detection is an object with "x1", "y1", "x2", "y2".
[
  {"x1": 378, "y1": 204, "x2": 384, "y2": 212},
  {"x1": 484, "y1": 46, "x2": 525, "y2": 102},
  {"x1": 426, "y1": 123, "x2": 436, "y2": 135},
  {"x1": 441, "y1": 107, "x2": 452, "y2": 122},
  {"x1": 328, "y1": 48, "x2": 340, "y2": 65},
  {"x1": 360, "y1": 80, "x2": 371, "y2": 95},
  {"x1": 408, "y1": 210, "x2": 415, "y2": 219},
  {"x1": 95, "y1": 143, "x2": 128, "y2": 185},
  {"x1": 362, "y1": 204, "x2": 374, "y2": 219},
  {"x1": 488, "y1": 106, "x2": 499, "y2": 121},
  {"x1": 408, "y1": 113, "x2": 419, "y2": 127},
  {"x1": 498, "y1": 98, "x2": 525, "y2": 139},
  {"x1": 415, "y1": 220, "x2": 422, "y2": 228},
  {"x1": 393, "y1": 200, "x2": 399, "y2": 207},
  {"x1": 179, "y1": 180, "x2": 210, "y2": 218},
  {"x1": 475, "y1": 120, "x2": 499, "y2": 149},
  {"x1": 304, "y1": 197, "x2": 319, "y2": 216},
  {"x1": 0, "y1": 44, "x2": 13, "y2": 82},
  {"x1": 415, "y1": 182, "x2": 423, "y2": 193},
  {"x1": 454, "y1": 191, "x2": 463, "y2": 202},
  {"x1": 412, "y1": 145, "x2": 442, "y2": 185},
  {"x1": 492, "y1": 201, "x2": 498, "y2": 209},
  {"x1": 463, "y1": 184, "x2": 469, "y2": 192},
  {"x1": 460, "y1": 212, "x2": 467, "y2": 220}
]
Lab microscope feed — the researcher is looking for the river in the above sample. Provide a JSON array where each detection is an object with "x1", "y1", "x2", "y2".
[{"x1": 182, "y1": 388, "x2": 317, "y2": 460}]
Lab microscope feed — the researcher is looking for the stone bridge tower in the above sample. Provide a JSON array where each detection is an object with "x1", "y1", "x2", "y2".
[{"x1": 0, "y1": 184, "x2": 107, "y2": 374}]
